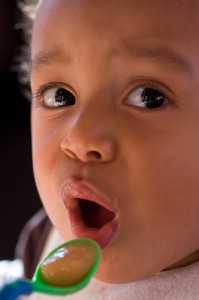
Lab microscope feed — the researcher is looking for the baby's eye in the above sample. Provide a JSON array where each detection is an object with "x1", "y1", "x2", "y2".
[
  {"x1": 43, "y1": 87, "x2": 76, "y2": 107},
  {"x1": 126, "y1": 86, "x2": 168, "y2": 109}
]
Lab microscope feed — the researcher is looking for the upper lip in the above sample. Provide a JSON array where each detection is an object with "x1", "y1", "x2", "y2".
[{"x1": 61, "y1": 177, "x2": 119, "y2": 213}]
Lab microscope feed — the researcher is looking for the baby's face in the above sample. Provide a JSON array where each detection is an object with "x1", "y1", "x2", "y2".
[{"x1": 31, "y1": 0, "x2": 199, "y2": 283}]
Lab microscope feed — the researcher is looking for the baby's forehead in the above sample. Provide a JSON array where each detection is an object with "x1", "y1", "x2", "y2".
[
  {"x1": 33, "y1": 0, "x2": 199, "y2": 68},
  {"x1": 37, "y1": 0, "x2": 198, "y2": 7},
  {"x1": 35, "y1": 0, "x2": 199, "y2": 36},
  {"x1": 36, "y1": 0, "x2": 199, "y2": 25},
  {"x1": 33, "y1": 0, "x2": 199, "y2": 64}
]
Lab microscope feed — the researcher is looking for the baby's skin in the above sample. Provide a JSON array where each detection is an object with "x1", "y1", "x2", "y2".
[{"x1": 30, "y1": 0, "x2": 199, "y2": 284}]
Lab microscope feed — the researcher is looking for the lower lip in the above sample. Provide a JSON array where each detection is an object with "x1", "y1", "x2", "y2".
[{"x1": 66, "y1": 206, "x2": 119, "y2": 249}]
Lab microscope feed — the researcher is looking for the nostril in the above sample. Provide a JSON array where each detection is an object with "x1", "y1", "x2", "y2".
[
  {"x1": 64, "y1": 149, "x2": 79, "y2": 160},
  {"x1": 87, "y1": 150, "x2": 102, "y2": 160},
  {"x1": 63, "y1": 147, "x2": 102, "y2": 161}
]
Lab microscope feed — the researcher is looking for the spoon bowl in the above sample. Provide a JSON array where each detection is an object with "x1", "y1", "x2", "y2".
[
  {"x1": 32, "y1": 238, "x2": 101, "y2": 295},
  {"x1": 0, "y1": 238, "x2": 101, "y2": 300}
]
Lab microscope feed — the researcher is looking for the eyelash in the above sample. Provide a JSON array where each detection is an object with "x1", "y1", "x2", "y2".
[
  {"x1": 33, "y1": 83, "x2": 64, "y2": 102},
  {"x1": 129, "y1": 80, "x2": 170, "y2": 98}
]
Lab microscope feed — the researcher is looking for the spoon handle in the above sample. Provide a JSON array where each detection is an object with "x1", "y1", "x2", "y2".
[{"x1": 0, "y1": 278, "x2": 33, "y2": 300}]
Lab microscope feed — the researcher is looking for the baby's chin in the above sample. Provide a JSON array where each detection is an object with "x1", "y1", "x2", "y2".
[
  {"x1": 93, "y1": 260, "x2": 150, "y2": 284},
  {"x1": 93, "y1": 252, "x2": 173, "y2": 284},
  {"x1": 94, "y1": 269, "x2": 145, "y2": 284}
]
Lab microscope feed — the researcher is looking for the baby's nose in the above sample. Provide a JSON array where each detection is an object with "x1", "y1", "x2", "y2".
[{"x1": 61, "y1": 109, "x2": 116, "y2": 163}]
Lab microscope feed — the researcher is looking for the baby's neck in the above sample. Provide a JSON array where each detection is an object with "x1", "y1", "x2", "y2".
[{"x1": 164, "y1": 249, "x2": 199, "y2": 271}]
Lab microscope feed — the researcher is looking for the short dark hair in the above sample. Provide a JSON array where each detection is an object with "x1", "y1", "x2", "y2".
[{"x1": 17, "y1": 0, "x2": 38, "y2": 99}]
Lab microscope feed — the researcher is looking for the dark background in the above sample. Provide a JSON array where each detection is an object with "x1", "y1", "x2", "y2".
[{"x1": 0, "y1": 0, "x2": 41, "y2": 260}]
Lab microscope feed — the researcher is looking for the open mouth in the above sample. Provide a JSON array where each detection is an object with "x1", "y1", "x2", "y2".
[
  {"x1": 78, "y1": 198, "x2": 115, "y2": 229},
  {"x1": 61, "y1": 179, "x2": 119, "y2": 248}
]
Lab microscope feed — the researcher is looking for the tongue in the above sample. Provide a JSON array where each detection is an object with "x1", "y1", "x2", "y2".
[{"x1": 79, "y1": 199, "x2": 115, "y2": 228}]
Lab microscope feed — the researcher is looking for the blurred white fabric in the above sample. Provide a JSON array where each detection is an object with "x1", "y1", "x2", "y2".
[{"x1": 0, "y1": 259, "x2": 24, "y2": 288}]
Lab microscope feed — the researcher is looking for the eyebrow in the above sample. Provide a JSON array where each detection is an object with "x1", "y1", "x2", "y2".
[
  {"x1": 31, "y1": 43, "x2": 193, "y2": 76},
  {"x1": 31, "y1": 48, "x2": 71, "y2": 69},
  {"x1": 117, "y1": 41, "x2": 193, "y2": 76}
]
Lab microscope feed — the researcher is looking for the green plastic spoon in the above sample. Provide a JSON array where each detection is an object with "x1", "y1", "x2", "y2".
[{"x1": 0, "y1": 238, "x2": 101, "y2": 300}]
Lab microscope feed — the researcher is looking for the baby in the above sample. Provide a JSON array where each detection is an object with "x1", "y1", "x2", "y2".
[{"x1": 22, "y1": 0, "x2": 199, "y2": 298}]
